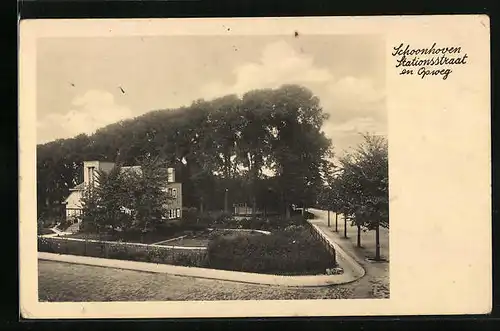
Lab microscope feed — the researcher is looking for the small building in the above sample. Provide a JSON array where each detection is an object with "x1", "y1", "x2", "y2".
[
  {"x1": 62, "y1": 160, "x2": 182, "y2": 231},
  {"x1": 233, "y1": 203, "x2": 264, "y2": 216}
]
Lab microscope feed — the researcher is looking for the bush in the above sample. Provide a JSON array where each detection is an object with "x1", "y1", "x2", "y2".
[
  {"x1": 182, "y1": 210, "x2": 233, "y2": 229},
  {"x1": 304, "y1": 211, "x2": 315, "y2": 219},
  {"x1": 37, "y1": 236, "x2": 207, "y2": 267},
  {"x1": 38, "y1": 228, "x2": 54, "y2": 235},
  {"x1": 206, "y1": 228, "x2": 335, "y2": 275}
]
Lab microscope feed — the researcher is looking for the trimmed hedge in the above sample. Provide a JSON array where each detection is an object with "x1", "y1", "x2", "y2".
[
  {"x1": 38, "y1": 236, "x2": 206, "y2": 267},
  {"x1": 206, "y1": 227, "x2": 336, "y2": 275}
]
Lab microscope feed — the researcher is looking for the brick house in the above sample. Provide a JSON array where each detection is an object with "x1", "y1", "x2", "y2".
[{"x1": 62, "y1": 160, "x2": 182, "y2": 231}]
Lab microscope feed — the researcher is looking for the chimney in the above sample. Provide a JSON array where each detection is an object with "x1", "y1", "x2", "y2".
[{"x1": 167, "y1": 168, "x2": 175, "y2": 183}]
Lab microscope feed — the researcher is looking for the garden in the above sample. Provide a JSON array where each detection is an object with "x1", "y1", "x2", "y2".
[{"x1": 38, "y1": 210, "x2": 337, "y2": 276}]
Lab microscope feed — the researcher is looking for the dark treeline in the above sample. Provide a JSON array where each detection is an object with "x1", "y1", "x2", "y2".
[{"x1": 37, "y1": 84, "x2": 333, "y2": 220}]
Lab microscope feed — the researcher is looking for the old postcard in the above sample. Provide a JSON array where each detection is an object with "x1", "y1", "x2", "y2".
[{"x1": 19, "y1": 15, "x2": 491, "y2": 318}]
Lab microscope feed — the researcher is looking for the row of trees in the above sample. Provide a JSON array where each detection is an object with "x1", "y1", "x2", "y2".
[
  {"x1": 318, "y1": 134, "x2": 388, "y2": 261},
  {"x1": 37, "y1": 84, "x2": 332, "y2": 220}
]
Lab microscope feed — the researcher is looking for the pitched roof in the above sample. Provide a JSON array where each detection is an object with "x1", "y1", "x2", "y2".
[{"x1": 70, "y1": 182, "x2": 85, "y2": 191}]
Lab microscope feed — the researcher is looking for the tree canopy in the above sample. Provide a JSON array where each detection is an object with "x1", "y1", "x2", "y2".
[{"x1": 37, "y1": 84, "x2": 333, "y2": 219}]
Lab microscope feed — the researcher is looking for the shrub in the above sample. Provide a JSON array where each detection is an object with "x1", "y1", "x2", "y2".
[
  {"x1": 304, "y1": 211, "x2": 315, "y2": 219},
  {"x1": 243, "y1": 217, "x2": 268, "y2": 230},
  {"x1": 38, "y1": 228, "x2": 55, "y2": 235},
  {"x1": 206, "y1": 228, "x2": 335, "y2": 275},
  {"x1": 182, "y1": 210, "x2": 234, "y2": 230},
  {"x1": 37, "y1": 236, "x2": 207, "y2": 268},
  {"x1": 172, "y1": 251, "x2": 207, "y2": 267},
  {"x1": 154, "y1": 222, "x2": 183, "y2": 238},
  {"x1": 107, "y1": 244, "x2": 131, "y2": 260}
]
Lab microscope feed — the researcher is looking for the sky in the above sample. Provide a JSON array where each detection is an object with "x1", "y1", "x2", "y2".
[{"x1": 37, "y1": 34, "x2": 386, "y2": 157}]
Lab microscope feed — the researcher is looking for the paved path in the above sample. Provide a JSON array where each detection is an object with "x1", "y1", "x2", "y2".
[
  {"x1": 308, "y1": 209, "x2": 390, "y2": 298},
  {"x1": 308, "y1": 209, "x2": 389, "y2": 261}
]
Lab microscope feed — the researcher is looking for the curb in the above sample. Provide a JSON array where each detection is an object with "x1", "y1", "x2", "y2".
[
  {"x1": 38, "y1": 252, "x2": 359, "y2": 287},
  {"x1": 307, "y1": 221, "x2": 366, "y2": 280}
]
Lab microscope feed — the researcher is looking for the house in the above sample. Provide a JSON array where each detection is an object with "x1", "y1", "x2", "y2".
[{"x1": 62, "y1": 160, "x2": 183, "y2": 231}]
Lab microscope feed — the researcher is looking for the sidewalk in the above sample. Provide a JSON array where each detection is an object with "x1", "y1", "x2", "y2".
[
  {"x1": 308, "y1": 209, "x2": 389, "y2": 262},
  {"x1": 308, "y1": 208, "x2": 390, "y2": 298},
  {"x1": 39, "y1": 251, "x2": 360, "y2": 287}
]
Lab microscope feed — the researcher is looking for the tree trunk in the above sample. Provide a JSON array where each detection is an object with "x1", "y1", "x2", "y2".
[
  {"x1": 252, "y1": 197, "x2": 257, "y2": 219},
  {"x1": 335, "y1": 213, "x2": 338, "y2": 232},
  {"x1": 357, "y1": 224, "x2": 361, "y2": 247},
  {"x1": 285, "y1": 204, "x2": 291, "y2": 220},
  {"x1": 199, "y1": 197, "x2": 204, "y2": 214},
  {"x1": 375, "y1": 221, "x2": 381, "y2": 260},
  {"x1": 327, "y1": 210, "x2": 330, "y2": 227},
  {"x1": 224, "y1": 189, "x2": 228, "y2": 213},
  {"x1": 344, "y1": 214, "x2": 348, "y2": 238}
]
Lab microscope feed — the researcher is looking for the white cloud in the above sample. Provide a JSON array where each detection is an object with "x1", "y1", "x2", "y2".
[
  {"x1": 329, "y1": 117, "x2": 381, "y2": 134},
  {"x1": 200, "y1": 40, "x2": 334, "y2": 99},
  {"x1": 37, "y1": 90, "x2": 132, "y2": 143},
  {"x1": 199, "y1": 40, "x2": 386, "y2": 153}
]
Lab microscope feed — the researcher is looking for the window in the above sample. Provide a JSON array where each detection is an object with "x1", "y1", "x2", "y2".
[
  {"x1": 168, "y1": 188, "x2": 173, "y2": 197},
  {"x1": 176, "y1": 209, "x2": 180, "y2": 218},
  {"x1": 88, "y1": 166, "x2": 96, "y2": 187},
  {"x1": 172, "y1": 188, "x2": 177, "y2": 198},
  {"x1": 167, "y1": 168, "x2": 175, "y2": 183}
]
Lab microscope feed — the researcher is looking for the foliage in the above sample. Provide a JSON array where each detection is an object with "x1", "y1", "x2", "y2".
[
  {"x1": 38, "y1": 228, "x2": 55, "y2": 236},
  {"x1": 37, "y1": 236, "x2": 206, "y2": 267},
  {"x1": 37, "y1": 84, "x2": 332, "y2": 219},
  {"x1": 206, "y1": 228, "x2": 335, "y2": 275},
  {"x1": 337, "y1": 134, "x2": 389, "y2": 230},
  {"x1": 322, "y1": 134, "x2": 388, "y2": 255},
  {"x1": 79, "y1": 156, "x2": 172, "y2": 233}
]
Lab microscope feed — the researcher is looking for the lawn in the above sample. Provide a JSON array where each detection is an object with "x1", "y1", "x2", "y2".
[
  {"x1": 158, "y1": 237, "x2": 209, "y2": 247},
  {"x1": 62, "y1": 231, "x2": 179, "y2": 245}
]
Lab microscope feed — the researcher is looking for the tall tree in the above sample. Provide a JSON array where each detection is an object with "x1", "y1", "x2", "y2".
[
  {"x1": 268, "y1": 84, "x2": 331, "y2": 219},
  {"x1": 337, "y1": 134, "x2": 389, "y2": 259},
  {"x1": 238, "y1": 89, "x2": 274, "y2": 217},
  {"x1": 210, "y1": 95, "x2": 243, "y2": 212}
]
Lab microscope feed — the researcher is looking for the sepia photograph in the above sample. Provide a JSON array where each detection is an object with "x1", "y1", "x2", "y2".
[
  {"x1": 35, "y1": 33, "x2": 389, "y2": 302},
  {"x1": 19, "y1": 16, "x2": 490, "y2": 318}
]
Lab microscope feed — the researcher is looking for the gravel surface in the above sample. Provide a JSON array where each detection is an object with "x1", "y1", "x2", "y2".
[{"x1": 38, "y1": 260, "x2": 379, "y2": 302}]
